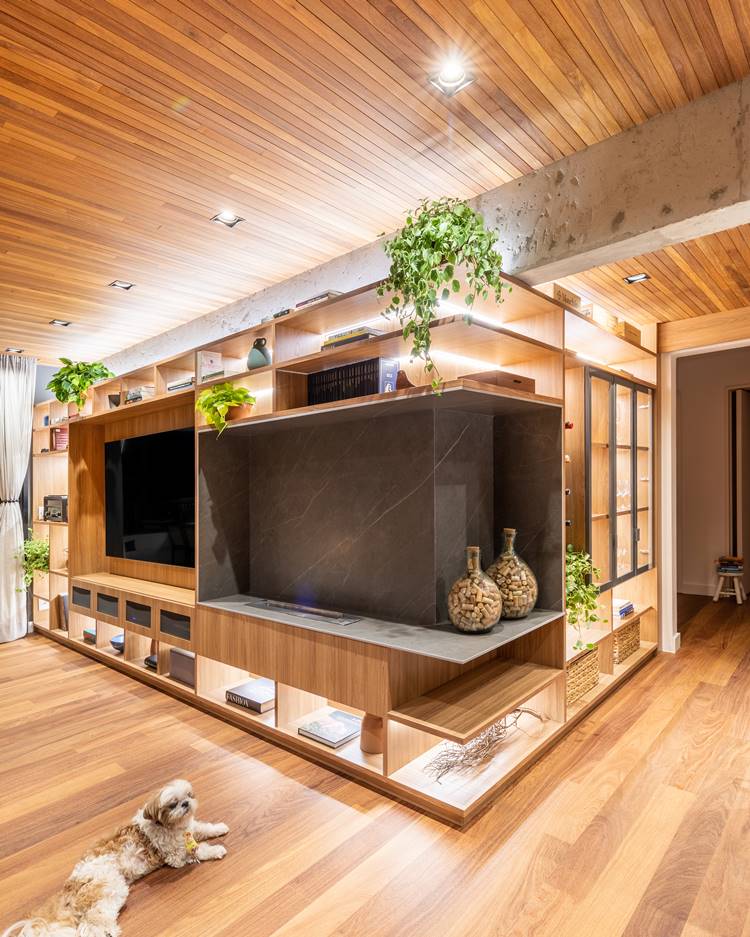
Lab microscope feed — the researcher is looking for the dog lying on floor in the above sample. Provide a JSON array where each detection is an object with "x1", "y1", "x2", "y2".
[{"x1": 2, "y1": 779, "x2": 228, "y2": 937}]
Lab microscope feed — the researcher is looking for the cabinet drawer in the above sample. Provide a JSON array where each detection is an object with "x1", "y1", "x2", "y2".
[
  {"x1": 157, "y1": 600, "x2": 193, "y2": 650},
  {"x1": 124, "y1": 598, "x2": 153, "y2": 637},
  {"x1": 70, "y1": 581, "x2": 93, "y2": 614},
  {"x1": 94, "y1": 589, "x2": 121, "y2": 626}
]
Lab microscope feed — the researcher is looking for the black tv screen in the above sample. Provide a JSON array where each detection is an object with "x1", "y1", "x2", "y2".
[{"x1": 105, "y1": 428, "x2": 195, "y2": 568}]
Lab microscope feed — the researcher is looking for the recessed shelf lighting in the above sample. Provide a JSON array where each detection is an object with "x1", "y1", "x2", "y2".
[
  {"x1": 211, "y1": 210, "x2": 244, "y2": 228},
  {"x1": 624, "y1": 272, "x2": 650, "y2": 284},
  {"x1": 430, "y1": 58, "x2": 475, "y2": 96},
  {"x1": 109, "y1": 280, "x2": 135, "y2": 290},
  {"x1": 49, "y1": 319, "x2": 71, "y2": 327},
  {"x1": 5, "y1": 347, "x2": 23, "y2": 353}
]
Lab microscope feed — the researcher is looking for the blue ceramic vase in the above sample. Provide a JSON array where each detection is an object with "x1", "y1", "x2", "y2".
[{"x1": 247, "y1": 337, "x2": 272, "y2": 370}]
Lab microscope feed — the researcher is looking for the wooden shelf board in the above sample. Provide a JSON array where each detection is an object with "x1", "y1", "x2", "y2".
[
  {"x1": 564, "y1": 310, "x2": 655, "y2": 364},
  {"x1": 73, "y1": 572, "x2": 195, "y2": 606},
  {"x1": 592, "y1": 513, "x2": 609, "y2": 521},
  {"x1": 566, "y1": 626, "x2": 612, "y2": 663},
  {"x1": 563, "y1": 351, "x2": 657, "y2": 388},
  {"x1": 276, "y1": 706, "x2": 383, "y2": 775},
  {"x1": 391, "y1": 711, "x2": 562, "y2": 811},
  {"x1": 275, "y1": 315, "x2": 561, "y2": 375},
  {"x1": 613, "y1": 605, "x2": 652, "y2": 631},
  {"x1": 76, "y1": 388, "x2": 194, "y2": 425},
  {"x1": 388, "y1": 658, "x2": 562, "y2": 744},
  {"x1": 33, "y1": 450, "x2": 68, "y2": 458},
  {"x1": 196, "y1": 364, "x2": 272, "y2": 389},
  {"x1": 34, "y1": 521, "x2": 68, "y2": 527},
  {"x1": 49, "y1": 568, "x2": 68, "y2": 576},
  {"x1": 201, "y1": 379, "x2": 562, "y2": 437}
]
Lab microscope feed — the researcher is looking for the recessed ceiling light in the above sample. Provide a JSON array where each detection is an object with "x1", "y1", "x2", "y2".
[
  {"x1": 211, "y1": 210, "x2": 244, "y2": 227},
  {"x1": 624, "y1": 272, "x2": 650, "y2": 284},
  {"x1": 430, "y1": 58, "x2": 475, "y2": 96},
  {"x1": 49, "y1": 319, "x2": 71, "y2": 327},
  {"x1": 5, "y1": 347, "x2": 24, "y2": 353},
  {"x1": 109, "y1": 280, "x2": 134, "y2": 290}
]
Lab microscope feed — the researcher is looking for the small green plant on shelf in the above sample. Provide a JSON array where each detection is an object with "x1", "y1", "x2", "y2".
[
  {"x1": 16, "y1": 532, "x2": 50, "y2": 591},
  {"x1": 377, "y1": 197, "x2": 509, "y2": 391},
  {"x1": 195, "y1": 382, "x2": 256, "y2": 436},
  {"x1": 566, "y1": 544, "x2": 602, "y2": 652},
  {"x1": 47, "y1": 359, "x2": 114, "y2": 411}
]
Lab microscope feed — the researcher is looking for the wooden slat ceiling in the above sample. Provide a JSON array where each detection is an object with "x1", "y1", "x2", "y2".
[
  {"x1": 559, "y1": 224, "x2": 750, "y2": 324},
  {"x1": 3, "y1": 0, "x2": 750, "y2": 363}
]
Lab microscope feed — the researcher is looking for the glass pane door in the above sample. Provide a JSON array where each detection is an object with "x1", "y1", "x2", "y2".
[
  {"x1": 636, "y1": 388, "x2": 653, "y2": 569},
  {"x1": 615, "y1": 383, "x2": 635, "y2": 579},
  {"x1": 589, "y1": 374, "x2": 611, "y2": 585}
]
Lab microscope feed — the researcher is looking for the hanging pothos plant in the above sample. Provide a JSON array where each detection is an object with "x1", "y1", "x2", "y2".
[
  {"x1": 16, "y1": 532, "x2": 50, "y2": 591},
  {"x1": 377, "y1": 198, "x2": 508, "y2": 391}
]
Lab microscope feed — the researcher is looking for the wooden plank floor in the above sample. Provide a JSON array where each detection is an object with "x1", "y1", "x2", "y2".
[{"x1": 1, "y1": 599, "x2": 749, "y2": 937}]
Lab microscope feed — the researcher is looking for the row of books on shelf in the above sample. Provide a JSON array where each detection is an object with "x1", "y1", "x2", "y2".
[
  {"x1": 226, "y1": 679, "x2": 361, "y2": 748},
  {"x1": 612, "y1": 598, "x2": 634, "y2": 620}
]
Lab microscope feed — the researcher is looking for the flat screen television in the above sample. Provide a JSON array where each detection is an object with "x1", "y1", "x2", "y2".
[{"x1": 105, "y1": 428, "x2": 195, "y2": 568}]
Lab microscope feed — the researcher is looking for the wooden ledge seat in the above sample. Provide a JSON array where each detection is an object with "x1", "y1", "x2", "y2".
[{"x1": 388, "y1": 657, "x2": 562, "y2": 744}]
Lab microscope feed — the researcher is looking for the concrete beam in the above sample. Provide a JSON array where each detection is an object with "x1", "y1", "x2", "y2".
[
  {"x1": 106, "y1": 77, "x2": 750, "y2": 373},
  {"x1": 482, "y1": 76, "x2": 750, "y2": 285}
]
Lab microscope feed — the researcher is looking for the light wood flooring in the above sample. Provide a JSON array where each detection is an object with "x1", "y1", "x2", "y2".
[{"x1": 1, "y1": 598, "x2": 749, "y2": 936}]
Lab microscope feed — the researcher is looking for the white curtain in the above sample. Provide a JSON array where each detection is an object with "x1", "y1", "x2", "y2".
[{"x1": 0, "y1": 354, "x2": 37, "y2": 642}]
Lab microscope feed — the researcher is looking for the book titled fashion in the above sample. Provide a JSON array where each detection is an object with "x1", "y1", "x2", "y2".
[
  {"x1": 225, "y1": 677, "x2": 275, "y2": 713},
  {"x1": 298, "y1": 709, "x2": 361, "y2": 748}
]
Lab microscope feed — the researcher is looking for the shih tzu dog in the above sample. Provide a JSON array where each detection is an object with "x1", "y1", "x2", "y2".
[{"x1": 2, "y1": 779, "x2": 228, "y2": 937}]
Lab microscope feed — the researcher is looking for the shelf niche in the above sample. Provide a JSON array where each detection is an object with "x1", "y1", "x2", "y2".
[{"x1": 198, "y1": 392, "x2": 562, "y2": 629}]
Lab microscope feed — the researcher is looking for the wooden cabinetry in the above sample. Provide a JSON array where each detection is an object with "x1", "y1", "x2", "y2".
[{"x1": 34, "y1": 276, "x2": 661, "y2": 826}]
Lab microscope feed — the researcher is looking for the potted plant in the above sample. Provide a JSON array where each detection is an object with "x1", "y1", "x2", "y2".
[
  {"x1": 195, "y1": 382, "x2": 256, "y2": 435},
  {"x1": 377, "y1": 197, "x2": 508, "y2": 390},
  {"x1": 16, "y1": 532, "x2": 50, "y2": 591},
  {"x1": 566, "y1": 544, "x2": 601, "y2": 651},
  {"x1": 47, "y1": 358, "x2": 114, "y2": 412}
]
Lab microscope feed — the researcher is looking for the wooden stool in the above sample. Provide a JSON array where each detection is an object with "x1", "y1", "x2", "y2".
[{"x1": 713, "y1": 571, "x2": 747, "y2": 605}]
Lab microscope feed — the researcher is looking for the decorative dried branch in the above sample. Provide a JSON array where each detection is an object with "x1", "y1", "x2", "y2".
[{"x1": 425, "y1": 708, "x2": 545, "y2": 782}]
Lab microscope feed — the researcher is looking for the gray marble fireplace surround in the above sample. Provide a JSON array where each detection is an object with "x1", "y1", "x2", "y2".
[{"x1": 198, "y1": 395, "x2": 562, "y2": 632}]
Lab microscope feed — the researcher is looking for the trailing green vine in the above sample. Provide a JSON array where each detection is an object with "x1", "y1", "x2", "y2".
[
  {"x1": 16, "y1": 532, "x2": 50, "y2": 590},
  {"x1": 378, "y1": 198, "x2": 508, "y2": 391},
  {"x1": 195, "y1": 382, "x2": 256, "y2": 436},
  {"x1": 566, "y1": 544, "x2": 601, "y2": 651}
]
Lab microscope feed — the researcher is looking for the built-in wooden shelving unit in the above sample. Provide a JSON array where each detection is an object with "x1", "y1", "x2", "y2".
[{"x1": 33, "y1": 273, "x2": 660, "y2": 826}]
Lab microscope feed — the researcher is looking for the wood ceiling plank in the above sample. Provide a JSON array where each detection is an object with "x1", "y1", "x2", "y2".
[{"x1": 2, "y1": 0, "x2": 750, "y2": 362}]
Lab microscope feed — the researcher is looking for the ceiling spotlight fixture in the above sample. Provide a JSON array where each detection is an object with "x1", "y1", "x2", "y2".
[
  {"x1": 624, "y1": 272, "x2": 650, "y2": 284},
  {"x1": 431, "y1": 58, "x2": 475, "y2": 96},
  {"x1": 211, "y1": 210, "x2": 244, "y2": 228},
  {"x1": 49, "y1": 319, "x2": 71, "y2": 327},
  {"x1": 109, "y1": 280, "x2": 134, "y2": 290},
  {"x1": 4, "y1": 347, "x2": 24, "y2": 354}
]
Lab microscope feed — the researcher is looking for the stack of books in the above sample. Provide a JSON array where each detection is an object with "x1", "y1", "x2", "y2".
[
  {"x1": 125, "y1": 385, "x2": 155, "y2": 404},
  {"x1": 52, "y1": 426, "x2": 69, "y2": 451},
  {"x1": 167, "y1": 376, "x2": 195, "y2": 393},
  {"x1": 613, "y1": 598, "x2": 635, "y2": 620},
  {"x1": 295, "y1": 290, "x2": 341, "y2": 311},
  {"x1": 298, "y1": 709, "x2": 361, "y2": 749},
  {"x1": 321, "y1": 325, "x2": 381, "y2": 350},
  {"x1": 717, "y1": 555, "x2": 744, "y2": 574}
]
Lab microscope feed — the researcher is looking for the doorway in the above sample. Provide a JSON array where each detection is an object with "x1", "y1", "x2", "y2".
[{"x1": 730, "y1": 388, "x2": 750, "y2": 596}]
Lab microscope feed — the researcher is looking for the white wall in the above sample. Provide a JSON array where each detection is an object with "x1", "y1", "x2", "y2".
[{"x1": 677, "y1": 346, "x2": 750, "y2": 594}]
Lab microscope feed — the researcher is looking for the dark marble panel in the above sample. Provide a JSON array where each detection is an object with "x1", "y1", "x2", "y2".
[
  {"x1": 198, "y1": 433, "x2": 251, "y2": 601},
  {"x1": 493, "y1": 409, "x2": 563, "y2": 611},
  {"x1": 434, "y1": 410, "x2": 495, "y2": 622},
  {"x1": 248, "y1": 410, "x2": 437, "y2": 626}
]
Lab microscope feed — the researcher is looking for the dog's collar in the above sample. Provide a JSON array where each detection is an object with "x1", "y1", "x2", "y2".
[{"x1": 184, "y1": 830, "x2": 199, "y2": 855}]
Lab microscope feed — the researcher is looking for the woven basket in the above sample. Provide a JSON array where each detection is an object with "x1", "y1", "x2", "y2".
[
  {"x1": 614, "y1": 617, "x2": 640, "y2": 664},
  {"x1": 566, "y1": 648, "x2": 600, "y2": 705}
]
